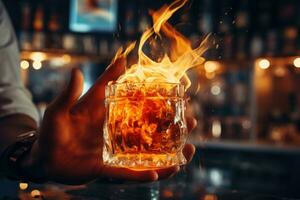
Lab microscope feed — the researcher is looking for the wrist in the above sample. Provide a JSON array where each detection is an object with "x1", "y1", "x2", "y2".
[
  {"x1": 0, "y1": 131, "x2": 47, "y2": 183},
  {"x1": 18, "y1": 139, "x2": 48, "y2": 183}
]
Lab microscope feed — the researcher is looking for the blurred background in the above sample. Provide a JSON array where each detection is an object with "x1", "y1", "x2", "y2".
[
  {"x1": 2, "y1": 0, "x2": 300, "y2": 199},
  {"x1": 4, "y1": 0, "x2": 300, "y2": 146}
]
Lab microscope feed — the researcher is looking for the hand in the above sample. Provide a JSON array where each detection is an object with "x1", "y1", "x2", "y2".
[{"x1": 22, "y1": 58, "x2": 197, "y2": 185}]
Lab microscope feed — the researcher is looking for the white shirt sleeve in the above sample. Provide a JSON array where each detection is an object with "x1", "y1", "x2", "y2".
[{"x1": 0, "y1": 1, "x2": 39, "y2": 122}]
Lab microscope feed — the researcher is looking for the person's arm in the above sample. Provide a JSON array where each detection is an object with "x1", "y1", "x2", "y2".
[
  {"x1": 0, "y1": 0, "x2": 39, "y2": 152},
  {"x1": 0, "y1": 114, "x2": 37, "y2": 153},
  {"x1": 0, "y1": 1, "x2": 39, "y2": 179}
]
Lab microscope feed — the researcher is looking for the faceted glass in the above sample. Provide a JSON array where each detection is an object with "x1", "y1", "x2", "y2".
[{"x1": 103, "y1": 82, "x2": 188, "y2": 170}]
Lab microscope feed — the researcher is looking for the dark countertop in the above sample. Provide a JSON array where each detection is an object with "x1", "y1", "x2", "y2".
[{"x1": 1, "y1": 145, "x2": 300, "y2": 200}]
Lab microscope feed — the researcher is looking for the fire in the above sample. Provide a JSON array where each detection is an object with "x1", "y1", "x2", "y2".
[
  {"x1": 111, "y1": 0, "x2": 209, "y2": 89},
  {"x1": 103, "y1": 0, "x2": 210, "y2": 169}
]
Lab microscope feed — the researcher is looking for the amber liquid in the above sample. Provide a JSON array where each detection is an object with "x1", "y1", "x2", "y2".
[{"x1": 103, "y1": 96, "x2": 187, "y2": 170}]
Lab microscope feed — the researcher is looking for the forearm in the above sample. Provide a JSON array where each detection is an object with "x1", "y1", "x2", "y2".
[{"x1": 0, "y1": 114, "x2": 37, "y2": 156}]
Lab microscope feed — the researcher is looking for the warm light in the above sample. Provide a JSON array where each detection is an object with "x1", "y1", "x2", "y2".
[
  {"x1": 32, "y1": 61, "x2": 42, "y2": 70},
  {"x1": 274, "y1": 67, "x2": 286, "y2": 77},
  {"x1": 205, "y1": 72, "x2": 215, "y2": 79},
  {"x1": 242, "y1": 120, "x2": 251, "y2": 129},
  {"x1": 293, "y1": 57, "x2": 300, "y2": 68},
  {"x1": 212, "y1": 120, "x2": 221, "y2": 138},
  {"x1": 204, "y1": 194, "x2": 218, "y2": 200},
  {"x1": 30, "y1": 52, "x2": 46, "y2": 62},
  {"x1": 20, "y1": 60, "x2": 29, "y2": 69},
  {"x1": 19, "y1": 182, "x2": 28, "y2": 190},
  {"x1": 62, "y1": 54, "x2": 72, "y2": 64},
  {"x1": 30, "y1": 189, "x2": 41, "y2": 197},
  {"x1": 204, "y1": 61, "x2": 220, "y2": 73},
  {"x1": 211, "y1": 85, "x2": 221, "y2": 95},
  {"x1": 50, "y1": 55, "x2": 71, "y2": 67},
  {"x1": 258, "y1": 59, "x2": 270, "y2": 69},
  {"x1": 30, "y1": 52, "x2": 46, "y2": 61}
]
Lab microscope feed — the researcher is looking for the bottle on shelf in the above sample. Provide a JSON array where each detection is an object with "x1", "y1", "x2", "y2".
[
  {"x1": 235, "y1": 34, "x2": 248, "y2": 60},
  {"x1": 223, "y1": 34, "x2": 233, "y2": 59},
  {"x1": 250, "y1": 34, "x2": 264, "y2": 58},
  {"x1": 83, "y1": 36, "x2": 97, "y2": 55},
  {"x1": 266, "y1": 30, "x2": 278, "y2": 57},
  {"x1": 32, "y1": 5, "x2": 45, "y2": 50},
  {"x1": 283, "y1": 26, "x2": 298, "y2": 56},
  {"x1": 235, "y1": 0, "x2": 249, "y2": 31},
  {"x1": 124, "y1": 5, "x2": 136, "y2": 37},
  {"x1": 47, "y1": 8, "x2": 62, "y2": 49},
  {"x1": 138, "y1": 13, "x2": 151, "y2": 34},
  {"x1": 19, "y1": 2, "x2": 32, "y2": 50}
]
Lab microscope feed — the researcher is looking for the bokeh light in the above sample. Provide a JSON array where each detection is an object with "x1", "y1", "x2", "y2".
[
  {"x1": 293, "y1": 57, "x2": 300, "y2": 68},
  {"x1": 258, "y1": 59, "x2": 270, "y2": 69},
  {"x1": 32, "y1": 61, "x2": 42, "y2": 70},
  {"x1": 20, "y1": 60, "x2": 29, "y2": 69},
  {"x1": 19, "y1": 182, "x2": 28, "y2": 190}
]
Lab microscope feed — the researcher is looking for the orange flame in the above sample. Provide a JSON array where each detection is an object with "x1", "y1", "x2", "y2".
[
  {"x1": 104, "y1": 0, "x2": 210, "y2": 169},
  {"x1": 112, "y1": 0, "x2": 209, "y2": 90}
]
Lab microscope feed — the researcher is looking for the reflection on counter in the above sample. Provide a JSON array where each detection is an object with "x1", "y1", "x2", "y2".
[{"x1": 1, "y1": 147, "x2": 300, "y2": 199}]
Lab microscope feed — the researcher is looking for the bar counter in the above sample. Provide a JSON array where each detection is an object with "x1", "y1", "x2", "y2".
[{"x1": 1, "y1": 145, "x2": 300, "y2": 200}]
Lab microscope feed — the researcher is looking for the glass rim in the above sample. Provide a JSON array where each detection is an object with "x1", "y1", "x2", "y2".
[
  {"x1": 106, "y1": 82, "x2": 185, "y2": 88},
  {"x1": 105, "y1": 82, "x2": 185, "y2": 98}
]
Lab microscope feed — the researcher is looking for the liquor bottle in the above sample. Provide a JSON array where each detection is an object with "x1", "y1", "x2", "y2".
[
  {"x1": 99, "y1": 39, "x2": 109, "y2": 56},
  {"x1": 223, "y1": 34, "x2": 233, "y2": 59},
  {"x1": 111, "y1": 39, "x2": 122, "y2": 54},
  {"x1": 250, "y1": 34, "x2": 264, "y2": 58},
  {"x1": 197, "y1": 0, "x2": 213, "y2": 34},
  {"x1": 218, "y1": 0, "x2": 233, "y2": 34},
  {"x1": 235, "y1": 34, "x2": 248, "y2": 60},
  {"x1": 48, "y1": 10, "x2": 60, "y2": 32},
  {"x1": 233, "y1": 71, "x2": 248, "y2": 108},
  {"x1": 19, "y1": 2, "x2": 32, "y2": 50},
  {"x1": 21, "y1": 2, "x2": 31, "y2": 31},
  {"x1": 32, "y1": 5, "x2": 45, "y2": 50},
  {"x1": 83, "y1": 36, "x2": 97, "y2": 55},
  {"x1": 47, "y1": 8, "x2": 62, "y2": 49},
  {"x1": 235, "y1": 0, "x2": 249, "y2": 30},
  {"x1": 283, "y1": 26, "x2": 298, "y2": 56},
  {"x1": 266, "y1": 30, "x2": 278, "y2": 57},
  {"x1": 277, "y1": 2, "x2": 296, "y2": 27},
  {"x1": 218, "y1": 15, "x2": 231, "y2": 34},
  {"x1": 197, "y1": 12, "x2": 213, "y2": 35},
  {"x1": 124, "y1": 5, "x2": 136, "y2": 37},
  {"x1": 256, "y1": 0, "x2": 272, "y2": 30},
  {"x1": 33, "y1": 5, "x2": 44, "y2": 31},
  {"x1": 138, "y1": 14, "x2": 151, "y2": 34},
  {"x1": 62, "y1": 34, "x2": 77, "y2": 53}
]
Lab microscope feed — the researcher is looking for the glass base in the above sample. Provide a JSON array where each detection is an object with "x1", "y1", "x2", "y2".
[{"x1": 103, "y1": 150, "x2": 187, "y2": 171}]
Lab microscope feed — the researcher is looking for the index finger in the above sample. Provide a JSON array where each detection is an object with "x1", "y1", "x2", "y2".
[{"x1": 73, "y1": 58, "x2": 126, "y2": 117}]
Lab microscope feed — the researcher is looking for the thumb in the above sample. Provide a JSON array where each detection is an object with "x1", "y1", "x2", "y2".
[
  {"x1": 79, "y1": 57, "x2": 126, "y2": 106},
  {"x1": 52, "y1": 68, "x2": 84, "y2": 110}
]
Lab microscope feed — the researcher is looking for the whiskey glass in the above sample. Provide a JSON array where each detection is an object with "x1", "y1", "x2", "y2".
[{"x1": 103, "y1": 82, "x2": 188, "y2": 170}]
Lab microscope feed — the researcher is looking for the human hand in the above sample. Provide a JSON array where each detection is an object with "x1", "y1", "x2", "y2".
[{"x1": 22, "y1": 58, "x2": 196, "y2": 184}]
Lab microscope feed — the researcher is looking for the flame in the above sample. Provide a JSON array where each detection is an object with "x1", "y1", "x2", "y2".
[
  {"x1": 104, "y1": 0, "x2": 210, "y2": 169},
  {"x1": 111, "y1": 0, "x2": 209, "y2": 90}
]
